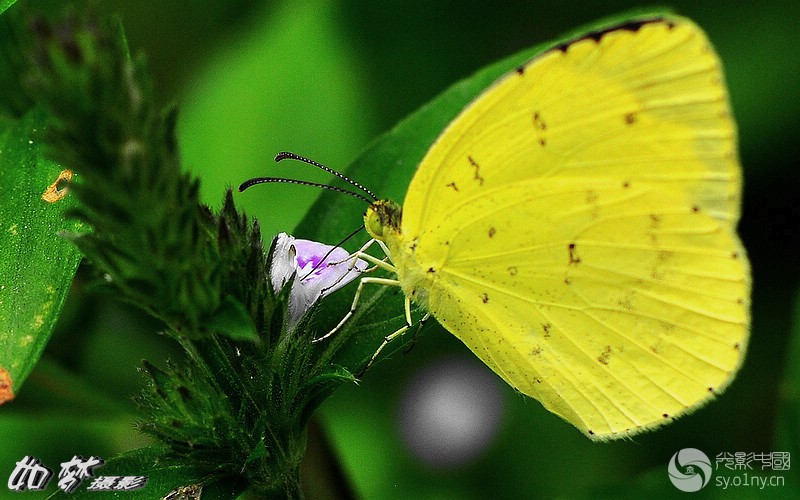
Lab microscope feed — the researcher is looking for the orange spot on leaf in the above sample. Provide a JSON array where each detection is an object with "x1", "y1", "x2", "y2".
[
  {"x1": 0, "y1": 368, "x2": 14, "y2": 404},
  {"x1": 42, "y1": 169, "x2": 73, "y2": 203}
]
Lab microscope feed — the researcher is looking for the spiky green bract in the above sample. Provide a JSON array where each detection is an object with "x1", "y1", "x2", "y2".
[{"x1": 18, "y1": 7, "x2": 353, "y2": 497}]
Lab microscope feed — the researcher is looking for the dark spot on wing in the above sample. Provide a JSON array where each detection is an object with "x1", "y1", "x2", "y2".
[
  {"x1": 542, "y1": 323, "x2": 551, "y2": 338},
  {"x1": 624, "y1": 112, "x2": 637, "y2": 124},
  {"x1": 533, "y1": 111, "x2": 547, "y2": 130},
  {"x1": 568, "y1": 242, "x2": 581, "y2": 264},
  {"x1": 649, "y1": 214, "x2": 661, "y2": 228},
  {"x1": 446, "y1": 181, "x2": 459, "y2": 192},
  {"x1": 617, "y1": 295, "x2": 634, "y2": 311},
  {"x1": 480, "y1": 293, "x2": 489, "y2": 304},
  {"x1": 532, "y1": 111, "x2": 547, "y2": 147},
  {"x1": 691, "y1": 205, "x2": 700, "y2": 213},
  {"x1": 468, "y1": 155, "x2": 485, "y2": 186},
  {"x1": 507, "y1": 266, "x2": 518, "y2": 276},
  {"x1": 488, "y1": 227, "x2": 496, "y2": 238},
  {"x1": 516, "y1": 66, "x2": 525, "y2": 75},
  {"x1": 598, "y1": 346, "x2": 612, "y2": 365},
  {"x1": 622, "y1": 181, "x2": 630, "y2": 189},
  {"x1": 553, "y1": 18, "x2": 668, "y2": 52}
]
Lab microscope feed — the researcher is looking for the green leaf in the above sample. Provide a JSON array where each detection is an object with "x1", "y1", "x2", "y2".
[
  {"x1": 295, "y1": 9, "x2": 675, "y2": 373},
  {"x1": 0, "y1": 108, "x2": 84, "y2": 403},
  {"x1": 209, "y1": 295, "x2": 259, "y2": 343},
  {"x1": 45, "y1": 445, "x2": 248, "y2": 499},
  {"x1": 0, "y1": 0, "x2": 16, "y2": 17},
  {"x1": 776, "y1": 293, "x2": 800, "y2": 460}
]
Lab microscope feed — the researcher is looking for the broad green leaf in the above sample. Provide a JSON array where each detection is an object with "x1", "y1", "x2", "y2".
[
  {"x1": 776, "y1": 293, "x2": 800, "y2": 461},
  {"x1": 0, "y1": 0, "x2": 16, "y2": 17},
  {"x1": 296, "y1": 10, "x2": 674, "y2": 373},
  {"x1": 0, "y1": 108, "x2": 84, "y2": 403}
]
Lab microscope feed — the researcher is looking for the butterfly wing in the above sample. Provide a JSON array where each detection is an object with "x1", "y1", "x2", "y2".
[{"x1": 399, "y1": 17, "x2": 749, "y2": 439}]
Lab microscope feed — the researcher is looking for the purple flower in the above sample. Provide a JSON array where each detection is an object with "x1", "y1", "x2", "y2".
[{"x1": 270, "y1": 232, "x2": 367, "y2": 329}]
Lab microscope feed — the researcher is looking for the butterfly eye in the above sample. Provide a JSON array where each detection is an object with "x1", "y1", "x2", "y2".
[
  {"x1": 363, "y1": 200, "x2": 402, "y2": 241},
  {"x1": 364, "y1": 205, "x2": 386, "y2": 239}
]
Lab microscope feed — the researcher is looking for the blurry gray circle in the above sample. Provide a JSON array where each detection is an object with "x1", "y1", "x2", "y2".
[{"x1": 398, "y1": 356, "x2": 504, "y2": 468}]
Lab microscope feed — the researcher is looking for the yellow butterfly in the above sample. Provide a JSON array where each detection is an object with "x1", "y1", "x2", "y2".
[{"x1": 263, "y1": 15, "x2": 751, "y2": 441}]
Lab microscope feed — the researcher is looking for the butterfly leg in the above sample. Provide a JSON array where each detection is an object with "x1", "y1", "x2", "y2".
[
  {"x1": 313, "y1": 275, "x2": 401, "y2": 343},
  {"x1": 352, "y1": 239, "x2": 396, "y2": 273},
  {"x1": 318, "y1": 240, "x2": 390, "y2": 297},
  {"x1": 314, "y1": 238, "x2": 400, "y2": 343},
  {"x1": 403, "y1": 312, "x2": 430, "y2": 355},
  {"x1": 325, "y1": 238, "x2": 395, "y2": 278},
  {"x1": 361, "y1": 299, "x2": 430, "y2": 374}
]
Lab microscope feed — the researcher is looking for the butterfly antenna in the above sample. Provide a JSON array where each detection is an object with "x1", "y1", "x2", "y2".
[
  {"x1": 238, "y1": 177, "x2": 373, "y2": 204},
  {"x1": 275, "y1": 151, "x2": 378, "y2": 201}
]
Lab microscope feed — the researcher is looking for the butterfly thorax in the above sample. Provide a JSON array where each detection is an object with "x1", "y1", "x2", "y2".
[{"x1": 364, "y1": 199, "x2": 433, "y2": 308}]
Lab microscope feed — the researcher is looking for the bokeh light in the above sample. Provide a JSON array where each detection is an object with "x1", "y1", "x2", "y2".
[{"x1": 398, "y1": 356, "x2": 504, "y2": 468}]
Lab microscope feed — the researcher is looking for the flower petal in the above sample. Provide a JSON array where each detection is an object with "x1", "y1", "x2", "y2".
[
  {"x1": 269, "y1": 233, "x2": 367, "y2": 330},
  {"x1": 269, "y1": 232, "x2": 297, "y2": 293}
]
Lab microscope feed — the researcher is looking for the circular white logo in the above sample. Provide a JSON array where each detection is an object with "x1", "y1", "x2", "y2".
[{"x1": 668, "y1": 448, "x2": 712, "y2": 492}]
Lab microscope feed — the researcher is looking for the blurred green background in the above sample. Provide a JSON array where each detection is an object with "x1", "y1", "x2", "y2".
[{"x1": 3, "y1": 0, "x2": 799, "y2": 498}]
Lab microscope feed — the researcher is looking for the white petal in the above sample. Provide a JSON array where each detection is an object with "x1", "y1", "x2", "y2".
[{"x1": 269, "y1": 232, "x2": 297, "y2": 293}]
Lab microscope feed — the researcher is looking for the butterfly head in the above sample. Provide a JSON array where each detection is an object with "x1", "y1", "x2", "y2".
[{"x1": 364, "y1": 199, "x2": 402, "y2": 242}]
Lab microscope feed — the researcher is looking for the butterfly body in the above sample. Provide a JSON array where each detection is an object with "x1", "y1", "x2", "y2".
[{"x1": 361, "y1": 16, "x2": 748, "y2": 440}]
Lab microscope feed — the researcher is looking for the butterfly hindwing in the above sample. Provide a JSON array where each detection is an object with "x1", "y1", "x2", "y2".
[{"x1": 395, "y1": 17, "x2": 749, "y2": 439}]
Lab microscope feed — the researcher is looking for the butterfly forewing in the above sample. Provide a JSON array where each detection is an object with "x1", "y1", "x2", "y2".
[{"x1": 397, "y1": 17, "x2": 749, "y2": 438}]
